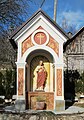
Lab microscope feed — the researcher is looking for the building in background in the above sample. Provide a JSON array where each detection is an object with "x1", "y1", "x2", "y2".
[{"x1": 64, "y1": 27, "x2": 84, "y2": 73}]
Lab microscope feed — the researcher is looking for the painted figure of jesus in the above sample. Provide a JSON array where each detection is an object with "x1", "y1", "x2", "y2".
[{"x1": 36, "y1": 61, "x2": 47, "y2": 91}]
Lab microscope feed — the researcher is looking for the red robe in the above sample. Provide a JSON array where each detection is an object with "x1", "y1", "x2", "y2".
[{"x1": 37, "y1": 66, "x2": 46, "y2": 89}]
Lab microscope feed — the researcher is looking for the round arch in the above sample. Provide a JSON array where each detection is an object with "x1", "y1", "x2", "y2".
[
  {"x1": 25, "y1": 49, "x2": 55, "y2": 92},
  {"x1": 20, "y1": 46, "x2": 59, "y2": 63}
]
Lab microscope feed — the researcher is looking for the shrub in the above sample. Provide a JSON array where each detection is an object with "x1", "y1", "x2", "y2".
[
  {"x1": 0, "y1": 98, "x2": 5, "y2": 104},
  {"x1": 64, "y1": 69, "x2": 80, "y2": 99},
  {"x1": 75, "y1": 71, "x2": 84, "y2": 94},
  {"x1": 0, "y1": 69, "x2": 16, "y2": 99},
  {"x1": 64, "y1": 69, "x2": 84, "y2": 96}
]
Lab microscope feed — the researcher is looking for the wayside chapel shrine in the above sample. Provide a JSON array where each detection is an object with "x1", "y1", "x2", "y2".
[{"x1": 10, "y1": 9, "x2": 69, "y2": 111}]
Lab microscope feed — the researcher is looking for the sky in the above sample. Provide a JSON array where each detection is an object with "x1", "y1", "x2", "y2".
[{"x1": 28, "y1": 0, "x2": 84, "y2": 33}]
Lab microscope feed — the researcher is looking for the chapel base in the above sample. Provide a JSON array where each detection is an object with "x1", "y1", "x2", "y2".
[
  {"x1": 55, "y1": 100, "x2": 65, "y2": 111},
  {"x1": 28, "y1": 92, "x2": 54, "y2": 110},
  {"x1": 15, "y1": 100, "x2": 25, "y2": 111}
]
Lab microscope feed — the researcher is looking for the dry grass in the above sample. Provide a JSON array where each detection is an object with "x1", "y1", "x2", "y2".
[{"x1": 73, "y1": 102, "x2": 84, "y2": 108}]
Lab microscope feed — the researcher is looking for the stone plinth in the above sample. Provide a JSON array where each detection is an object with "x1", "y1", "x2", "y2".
[{"x1": 28, "y1": 92, "x2": 54, "y2": 110}]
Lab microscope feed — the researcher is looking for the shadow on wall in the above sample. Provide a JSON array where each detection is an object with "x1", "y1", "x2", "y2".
[{"x1": 64, "y1": 69, "x2": 80, "y2": 109}]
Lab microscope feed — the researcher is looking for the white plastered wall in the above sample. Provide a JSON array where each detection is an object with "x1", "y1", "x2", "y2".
[{"x1": 14, "y1": 14, "x2": 67, "y2": 107}]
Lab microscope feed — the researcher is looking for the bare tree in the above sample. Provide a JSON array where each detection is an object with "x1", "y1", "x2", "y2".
[
  {"x1": 0, "y1": 0, "x2": 33, "y2": 34},
  {"x1": 0, "y1": 0, "x2": 29, "y2": 68},
  {"x1": 0, "y1": 0, "x2": 44, "y2": 68},
  {"x1": 62, "y1": 17, "x2": 77, "y2": 34}
]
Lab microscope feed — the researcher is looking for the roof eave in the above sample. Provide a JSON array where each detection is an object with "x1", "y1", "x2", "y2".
[{"x1": 64, "y1": 26, "x2": 84, "y2": 52}]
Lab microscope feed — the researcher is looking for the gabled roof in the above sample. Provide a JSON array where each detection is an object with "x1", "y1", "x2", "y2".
[
  {"x1": 64, "y1": 26, "x2": 84, "y2": 52},
  {"x1": 9, "y1": 9, "x2": 69, "y2": 49}
]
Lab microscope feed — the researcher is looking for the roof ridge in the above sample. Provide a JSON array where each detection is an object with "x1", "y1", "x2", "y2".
[
  {"x1": 71, "y1": 26, "x2": 84, "y2": 39},
  {"x1": 9, "y1": 9, "x2": 69, "y2": 39}
]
